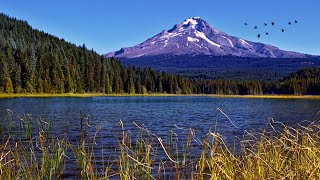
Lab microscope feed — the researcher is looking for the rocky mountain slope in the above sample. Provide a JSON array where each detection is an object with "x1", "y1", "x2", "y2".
[{"x1": 106, "y1": 17, "x2": 309, "y2": 58}]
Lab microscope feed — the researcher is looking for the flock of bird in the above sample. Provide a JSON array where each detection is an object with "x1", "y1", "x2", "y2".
[{"x1": 244, "y1": 20, "x2": 298, "y2": 38}]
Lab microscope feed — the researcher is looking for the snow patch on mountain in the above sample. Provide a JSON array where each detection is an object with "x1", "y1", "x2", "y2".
[
  {"x1": 161, "y1": 32, "x2": 182, "y2": 39},
  {"x1": 194, "y1": 30, "x2": 221, "y2": 48},
  {"x1": 221, "y1": 36, "x2": 234, "y2": 47},
  {"x1": 187, "y1": 37, "x2": 199, "y2": 42}
]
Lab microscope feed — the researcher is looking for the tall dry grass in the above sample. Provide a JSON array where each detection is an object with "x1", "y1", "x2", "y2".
[{"x1": 0, "y1": 111, "x2": 320, "y2": 179}]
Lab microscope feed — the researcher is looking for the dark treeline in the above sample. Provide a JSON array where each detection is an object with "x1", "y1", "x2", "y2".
[
  {"x1": 122, "y1": 54, "x2": 320, "y2": 81},
  {"x1": 0, "y1": 13, "x2": 193, "y2": 94},
  {"x1": 195, "y1": 67, "x2": 320, "y2": 95},
  {"x1": 0, "y1": 13, "x2": 319, "y2": 95}
]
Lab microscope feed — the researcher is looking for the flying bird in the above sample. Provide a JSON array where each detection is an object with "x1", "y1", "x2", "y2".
[
  {"x1": 288, "y1": 22, "x2": 292, "y2": 25},
  {"x1": 244, "y1": 23, "x2": 248, "y2": 25},
  {"x1": 257, "y1": 34, "x2": 261, "y2": 38},
  {"x1": 265, "y1": 32, "x2": 269, "y2": 35},
  {"x1": 294, "y1": 20, "x2": 298, "y2": 23},
  {"x1": 271, "y1": 22, "x2": 275, "y2": 26},
  {"x1": 254, "y1": 26, "x2": 258, "y2": 29},
  {"x1": 264, "y1": 23, "x2": 267, "y2": 26},
  {"x1": 281, "y1": 29, "x2": 285, "y2": 32}
]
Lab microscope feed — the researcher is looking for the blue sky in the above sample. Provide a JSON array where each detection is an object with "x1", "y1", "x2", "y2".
[{"x1": 1, "y1": 0, "x2": 319, "y2": 55}]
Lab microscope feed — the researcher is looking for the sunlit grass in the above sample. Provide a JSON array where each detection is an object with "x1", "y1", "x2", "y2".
[
  {"x1": 0, "y1": 93, "x2": 198, "y2": 98},
  {"x1": 208, "y1": 94, "x2": 320, "y2": 99},
  {"x1": 0, "y1": 111, "x2": 320, "y2": 179}
]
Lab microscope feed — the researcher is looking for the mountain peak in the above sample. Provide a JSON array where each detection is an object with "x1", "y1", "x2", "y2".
[
  {"x1": 182, "y1": 17, "x2": 204, "y2": 25},
  {"x1": 183, "y1": 16, "x2": 207, "y2": 23},
  {"x1": 182, "y1": 17, "x2": 200, "y2": 28},
  {"x1": 105, "y1": 17, "x2": 308, "y2": 58},
  {"x1": 168, "y1": 16, "x2": 218, "y2": 34}
]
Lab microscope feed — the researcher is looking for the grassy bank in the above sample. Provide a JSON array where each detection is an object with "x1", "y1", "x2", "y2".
[
  {"x1": 0, "y1": 93, "x2": 204, "y2": 98},
  {"x1": 1, "y1": 93, "x2": 320, "y2": 99},
  {"x1": 208, "y1": 94, "x2": 320, "y2": 99},
  {"x1": 0, "y1": 113, "x2": 320, "y2": 179}
]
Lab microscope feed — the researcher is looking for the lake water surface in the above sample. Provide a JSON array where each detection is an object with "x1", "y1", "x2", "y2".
[{"x1": 1, "y1": 96, "x2": 320, "y2": 140}]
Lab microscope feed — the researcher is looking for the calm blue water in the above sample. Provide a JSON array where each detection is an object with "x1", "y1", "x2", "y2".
[{"x1": 0, "y1": 96, "x2": 320, "y2": 140}]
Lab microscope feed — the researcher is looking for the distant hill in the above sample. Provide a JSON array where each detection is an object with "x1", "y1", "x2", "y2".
[
  {"x1": 272, "y1": 67, "x2": 320, "y2": 95},
  {"x1": 192, "y1": 67, "x2": 320, "y2": 95},
  {"x1": 282, "y1": 67, "x2": 320, "y2": 81},
  {"x1": 119, "y1": 55, "x2": 320, "y2": 81}
]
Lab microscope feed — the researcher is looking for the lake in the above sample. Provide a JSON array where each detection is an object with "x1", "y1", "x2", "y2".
[
  {"x1": 1, "y1": 96, "x2": 320, "y2": 140},
  {"x1": 1, "y1": 96, "x2": 320, "y2": 178}
]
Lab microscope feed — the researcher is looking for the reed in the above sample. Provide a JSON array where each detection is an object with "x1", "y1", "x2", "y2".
[{"x1": 0, "y1": 112, "x2": 320, "y2": 179}]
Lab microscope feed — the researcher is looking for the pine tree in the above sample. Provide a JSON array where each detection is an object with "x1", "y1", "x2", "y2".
[{"x1": 5, "y1": 77, "x2": 13, "y2": 94}]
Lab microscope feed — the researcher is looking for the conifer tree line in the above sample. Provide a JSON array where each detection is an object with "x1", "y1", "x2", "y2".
[
  {"x1": 194, "y1": 69, "x2": 320, "y2": 95},
  {"x1": 0, "y1": 13, "x2": 193, "y2": 94},
  {"x1": 0, "y1": 13, "x2": 319, "y2": 95}
]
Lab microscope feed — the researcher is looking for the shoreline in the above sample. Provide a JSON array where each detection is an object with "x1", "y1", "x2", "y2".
[
  {"x1": 207, "y1": 94, "x2": 320, "y2": 99},
  {"x1": 1, "y1": 93, "x2": 320, "y2": 99}
]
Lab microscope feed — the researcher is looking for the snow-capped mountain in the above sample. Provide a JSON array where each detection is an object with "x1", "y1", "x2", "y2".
[{"x1": 106, "y1": 17, "x2": 308, "y2": 58}]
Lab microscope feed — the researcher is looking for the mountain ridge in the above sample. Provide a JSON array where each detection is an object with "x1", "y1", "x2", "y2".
[{"x1": 106, "y1": 17, "x2": 310, "y2": 58}]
